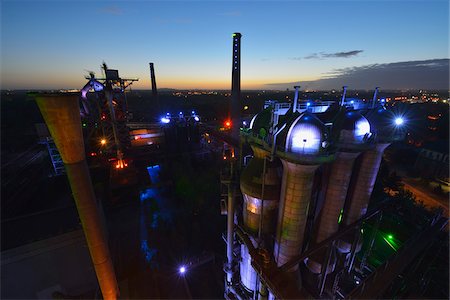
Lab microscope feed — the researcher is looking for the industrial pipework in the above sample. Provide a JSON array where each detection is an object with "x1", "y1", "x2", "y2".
[{"x1": 34, "y1": 93, "x2": 119, "y2": 300}]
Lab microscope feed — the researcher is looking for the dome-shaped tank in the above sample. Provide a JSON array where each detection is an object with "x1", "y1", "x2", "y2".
[
  {"x1": 284, "y1": 112, "x2": 326, "y2": 155},
  {"x1": 240, "y1": 146, "x2": 282, "y2": 235},
  {"x1": 249, "y1": 108, "x2": 272, "y2": 139},
  {"x1": 338, "y1": 111, "x2": 371, "y2": 144}
]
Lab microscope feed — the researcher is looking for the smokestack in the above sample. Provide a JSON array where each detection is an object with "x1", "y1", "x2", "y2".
[
  {"x1": 149, "y1": 63, "x2": 158, "y2": 100},
  {"x1": 33, "y1": 93, "x2": 119, "y2": 300},
  {"x1": 231, "y1": 32, "x2": 242, "y2": 139},
  {"x1": 293, "y1": 85, "x2": 300, "y2": 113},
  {"x1": 340, "y1": 86, "x2": 348, "y2": 106},
  {"x1": 371, "y1": 87, "x2": 379, "y2": 108}
]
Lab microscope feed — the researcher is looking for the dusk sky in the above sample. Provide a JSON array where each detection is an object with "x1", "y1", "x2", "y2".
[{"x1": 1, "y1": 0, "x2": 449, "y2": 90}]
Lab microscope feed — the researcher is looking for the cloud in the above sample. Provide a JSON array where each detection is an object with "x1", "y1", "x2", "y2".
[
  {"x1": 288, "y1": 57, "x2": 303, "y2": 61},
  {"x1": 265, "y1": 58, "x2": 450, "y2": 90},
  {"x1": 99, "y1": 6, "x2": 123, "y2": 15},
  {"x1": 322, "y1": 50, "x2": 364, "y2": 58},
  {"x1": 303, "y1": 53, "x2": 321, "y2": 60},
  {"x1": 218, "y1": 11, "x2": 241, "y2": 17},
  {"x1": 303, "y1": 50, "x2": 363, "y2": 60}
]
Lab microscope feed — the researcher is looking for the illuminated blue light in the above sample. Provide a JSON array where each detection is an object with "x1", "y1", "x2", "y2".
[
  {"x1": 179, "y1": 266, "x2": 186, "y2": 274},
  {"x1": 381, "y1": 98, "x2": 386, "y2": 103},
  {"x1": 306, "y1": 102, "x2": 311, "y2": 106},
  {"x1": 160, "y1": 117, "x2": 170, "y2": 124},
  {"x1": 394, "y1": 117, "x2": 404, "y2": 126},
  {"x1": 140, "y1": 188, "x2": 156, "y2": 201},
  {"x1": 243, "y1": 121, "x2": 247, "y2": 126},
  {"x1": 355, "y1": 118, "x2": 371, "y2": 137},
  {"x1": 179, "y1": 111, "x2": 183, "y2": 115},
  {"x1": 166, "y1": 112, "x2": 170, "y2": 116},
  {"x1": 191, "y1": 110, "x2": 195, "y2": 114},
  {"x1": 350, "y1": 100, "x2": 354, "y2": 104},
  {"x1": 194, "y1": 116, "x2": 200, "y2": 122},
  {"x1": 140, "y1": 240, "x2": 157, "y2": 263}
]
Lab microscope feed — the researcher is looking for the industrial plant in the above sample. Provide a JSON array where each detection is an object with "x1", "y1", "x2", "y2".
[
  {"x1": 221, "y1": 33, "x2": 448, "y2": 299},
  {"x1": 1, "y1": 31, "x2": 448, "y2": 300}
]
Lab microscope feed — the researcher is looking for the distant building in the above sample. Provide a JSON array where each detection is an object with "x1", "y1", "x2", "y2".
[{"x1": 414, "y1": 140, "x2": 449, "y2": 182}]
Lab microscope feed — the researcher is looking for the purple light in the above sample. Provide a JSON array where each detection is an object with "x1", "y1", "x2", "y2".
[
  {"x1": 194, "y1": 116, "x2": 200, "y2": 122},
  {"x1": 179, "y1": 266, "x2": 186, "y2": 274}
]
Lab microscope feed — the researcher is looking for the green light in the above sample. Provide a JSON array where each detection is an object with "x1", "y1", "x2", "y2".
[
  {"x1": 337, "y1": 209, "x2": 343, "y2": 224},
  {"x1": 82, "y1": 123, "x2": 87, "y2": 127},
  {"x1": 388, "y1": 234, "x2": 393, "y2": 240},
  {"x1": 232, "y1": 33, "x2": 236, "y2": 37}
]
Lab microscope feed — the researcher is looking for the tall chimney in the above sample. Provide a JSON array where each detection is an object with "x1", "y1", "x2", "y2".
[
  {"x1": 340, "y1": 85, "x2": 348, "y2": 106},
  {"x1": 149, "y1": 63, "x2": 158, "y2": 99},
  {"x1": 231, "y1": 33, "x2": 242, "y2": 139},
  {"x1": 293, "y1": 85, "x2": 300, "y2": 113},
  {"x1": 33, "y1": 93, "x2": 119, "y2": 300},
  {"x1": 371, "y1": 87, "x2": 379, "y2": 108}
]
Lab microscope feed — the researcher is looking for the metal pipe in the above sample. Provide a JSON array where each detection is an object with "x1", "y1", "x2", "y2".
[
  {"x1": 293, "y1": 86, "x2": 300, "y2": 113},
  {"x1": 270, "y1": 123, "x2": 286, "y2": 161},
  {"x1": 340, "y1": 86, "x2": 348, "y2": 106},
  {"x1": 34, "y1": 93, "x2": 119, "y2": 300},
  {"x1": 226, "y1": 162, "x2": 235, "y2": 284},
  {"x1": 319, "y1": 241, "x2": 335, "y2": 296}
]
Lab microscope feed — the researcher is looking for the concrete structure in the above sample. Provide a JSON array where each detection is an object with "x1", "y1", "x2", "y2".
[{"x1": 1, "y1": 230, "x2": 97, "y2": 299}]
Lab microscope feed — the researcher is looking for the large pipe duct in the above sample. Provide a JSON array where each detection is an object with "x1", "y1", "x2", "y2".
[{"x1": 34, "y1": 93, "x2": 119, "y2": 300}]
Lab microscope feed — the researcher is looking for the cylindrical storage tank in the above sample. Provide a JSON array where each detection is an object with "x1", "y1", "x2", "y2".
[
  {"x1": 343, "y1": 143, "x2": 390, "y2": 225},
  {"x1": 274, "y1": 161, "x2": 320, "y2": 268},
  {"x1": 240, "y1": 146, "x2": 281, "y2": 235},
  {"x1": 274, "y1": 113, "x2": 328, "y2": 270},
  {"x1": 314, "y1": 151, "x2": 360, "y2": 244},
  {"x1": 240, "y1": 240, "x2": 258, "y2": 292},
  {"x1": 314, "y1": 111, "x2": 370, "y2": 252}
]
